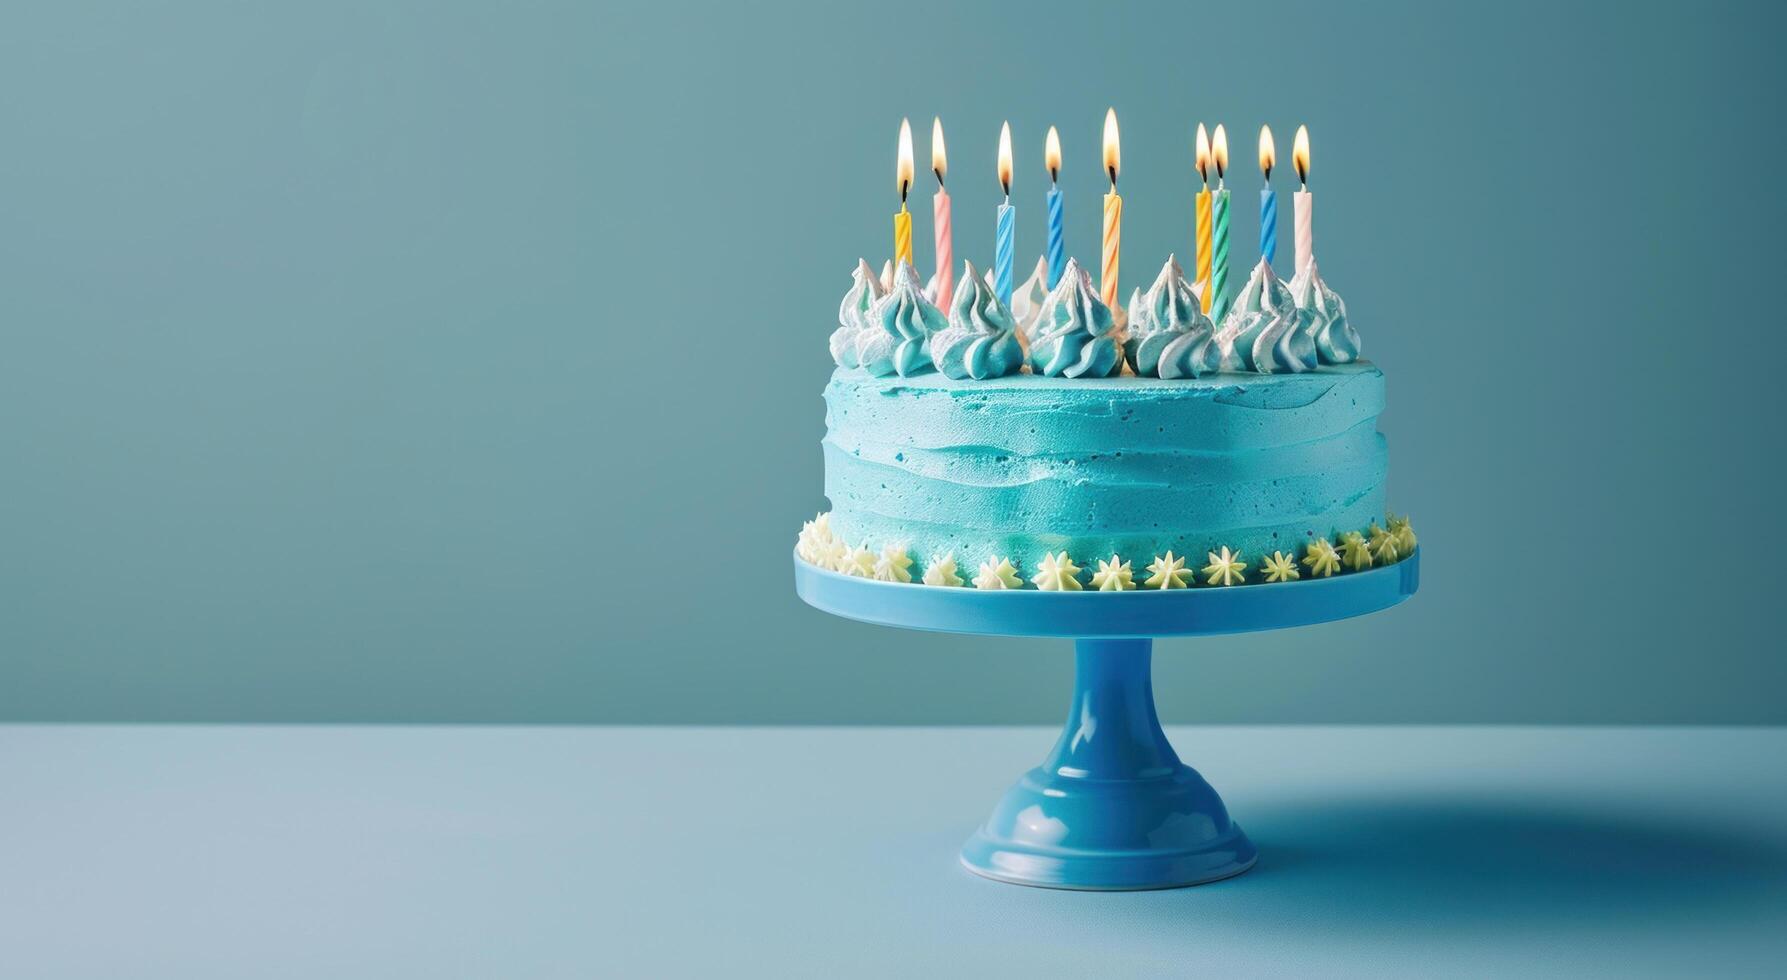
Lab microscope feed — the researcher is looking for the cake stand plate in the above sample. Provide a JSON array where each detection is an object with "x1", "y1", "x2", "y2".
[{"x1": 794, "y1": 548, "x2": 1420, "y2": 890}]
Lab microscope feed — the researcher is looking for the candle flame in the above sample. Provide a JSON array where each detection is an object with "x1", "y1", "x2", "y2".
[
  {"x1": 1213, "y1": 124, "x2": 1229, "y2": 179},
  {"x1": 931, "y1": 117, "x2": 947, "y2": 184},
  {"x1": 897, "y1": 118, "x2": 914, "y2": 201},
  {"x1": 1102, "y1": 108, "x2": 1120, "y2": 186},
  {"x1": 1045, "y1": 126, "x2": 1062, "y2": 181},
  {"x1": 1258, "y1": 125, "x2": 1275, "y2": 179},
  {"x1": 997, "y1": 121, "x2": 1013, "y2": 196},
  {"x1": 1292, "y1": 125, "x2": 1309, "y2": 184},
  {"x1": 1195, "y1": 124, "x2": 1211, "y2": 184}
]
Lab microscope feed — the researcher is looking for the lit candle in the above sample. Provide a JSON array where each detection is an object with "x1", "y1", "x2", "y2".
[
  {"x1": 1292, "y1": 125, "x2": 1312, "y2": 274},
  {"x1": 930, "y1": 117, "x2": 954, "y2": 309},
  {"x1": 1044, "y1": 126, "x2": 1065, "y2": 289},
  {"x1": 1101, "y1": 108, "x2": 1122, "y2": 308},
  {"x1": 894, "y1": 118, "x2": 914, "y2": 268},
  {"x1": 1258, "y1": 124, "x2": 1278, "y2": 266},
  {"x1": 995, "y1": 121, "x2": 1015, "y2": 308},
  {"x1": 1195, "y1": 123, "x2": 1213, "y2": 313},
  {"x1": 1211, "y1": 124, "x2": 1234, "y2": 326}
]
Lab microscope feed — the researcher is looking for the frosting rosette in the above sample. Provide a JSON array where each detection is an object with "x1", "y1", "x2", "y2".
[
  {"x1": 859, "y1": 261, "x2": 945, "y2": 377},
  {"x1": 1288, "y1": 258, "x2": 1361, "y2": 364},
  {"x1": 1027, "y1": 258, "x2": 1124, "y2": 378},
  {"x1": 933, "y1": 260, "x2": 1024, "y2": 380},
  {"x1": 1215, "y1": 258, "x2": 1317, "y2": 374},
  {"x1": 992, "y1": 255, "x2": 1049, "y2": 342},
  {"x1": 1124, "y1": 255, "x2": 1219, "y2": 379},
  {"x1": 830, "y1": 258, "x2": 886, "y2": 368}
]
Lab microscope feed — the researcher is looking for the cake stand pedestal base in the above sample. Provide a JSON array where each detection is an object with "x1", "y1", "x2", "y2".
[
  {"x1": 959, "y1": 638, "x2": 1257, "y2": 891},
  {"x1": 796, "y1": 547, "x2": 1419, "y2": 890}
]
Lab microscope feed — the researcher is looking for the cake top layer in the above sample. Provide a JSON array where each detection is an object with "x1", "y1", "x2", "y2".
[{"x1": 831, "y1": 254, "x2": 1359, "y2": 382}]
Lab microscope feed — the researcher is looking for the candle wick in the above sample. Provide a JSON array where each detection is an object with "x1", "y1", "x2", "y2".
[
  {"x1": 901, "y1": 179, "x2": 909, "y2": 205},
  {"x1": 934, "y1": 168, "x2": 944, "y2": 189},
  {"x1": 1107, "y1": 165, "x2": 1117, "y2": 189}
]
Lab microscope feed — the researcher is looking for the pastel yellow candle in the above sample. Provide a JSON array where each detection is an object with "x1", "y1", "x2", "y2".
[
  {"x1": 1101, "y1": 108, "x2": 1121, "y2": 308},
  {"x1": 1195, "y1": 123, "x2": 1213, "y2": 312},
  {"x1": 894, "y1": 210, "x2": 911, "y2": 267},
  {"x1": 894, "y1": 118, "x2": 914, "y2": 267}
]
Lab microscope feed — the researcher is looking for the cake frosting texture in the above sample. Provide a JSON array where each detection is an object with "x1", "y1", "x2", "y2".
[
  {"x1": 1216, "y1": 258, "x2": 1317, "y2": 374},
  {"x1": 1288, "y1": 258, "x2": 1361, "y2": 365},
  {"x1": 933, "y1": 261, "x2": 1025, "y2": 380},
  {"x1": 1124, "y1": 255, "x2": 1219, "y2": 379},
  {"x1": 822, "y1": 363, "x2": 1388, "y2": 565},
  {"x1": 1027, "y1": 258, "x2": 1124, "y2": 378}
]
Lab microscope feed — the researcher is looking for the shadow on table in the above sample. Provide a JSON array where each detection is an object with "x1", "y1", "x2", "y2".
[{"x1": 1186, "y1": 794, "x2": 1787, "y2": 932}]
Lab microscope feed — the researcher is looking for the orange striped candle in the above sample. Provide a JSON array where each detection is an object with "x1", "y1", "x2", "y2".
[{"x1": 1195, "y1": 123, "x2": 1213, "y2": 312}]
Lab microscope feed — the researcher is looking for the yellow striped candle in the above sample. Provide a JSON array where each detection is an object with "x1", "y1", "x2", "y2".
[
  {"x1": 894, "y1": 118, "x2": 914, "y2": 267},
  {"x1": 1100, "y1": 108, "x2": 1121, "y2": 308},
  {"x1": 1195, "y1": 123, "x2": 1213, "y2": 312}
]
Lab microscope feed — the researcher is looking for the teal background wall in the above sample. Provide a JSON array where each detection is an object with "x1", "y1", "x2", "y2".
[{"x1": 3, "y1": 0, "x2": 1783, "y2": 724}]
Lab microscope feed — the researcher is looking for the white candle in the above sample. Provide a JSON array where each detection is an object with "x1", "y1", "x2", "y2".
[{"x1": 1292, "y1": 125, "x2": 1312, "y2": 274}]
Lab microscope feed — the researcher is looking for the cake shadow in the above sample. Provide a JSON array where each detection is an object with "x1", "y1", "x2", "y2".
[{"x1": 1165, "y1": 794, "x2": 1787, "y2": 934}]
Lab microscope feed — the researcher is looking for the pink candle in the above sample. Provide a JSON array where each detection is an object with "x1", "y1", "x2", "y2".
[{"x1": 930, "y1": 117, "x2": 953, "y2": 309}]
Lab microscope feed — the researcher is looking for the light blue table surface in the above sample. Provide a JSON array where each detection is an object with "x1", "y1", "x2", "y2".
[{"x1": 4, "y1": 725, "x2": 1785, "y2": 978}]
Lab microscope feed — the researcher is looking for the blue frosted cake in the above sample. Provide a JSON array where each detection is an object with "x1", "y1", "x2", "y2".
[{"x1": 798, "y1": 251, "x2": 1414, "y2": 591}]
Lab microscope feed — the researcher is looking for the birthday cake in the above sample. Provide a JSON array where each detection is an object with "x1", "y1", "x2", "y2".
[{"x1": 796, "y1": 116, "x2": 1414, "y2": 591}]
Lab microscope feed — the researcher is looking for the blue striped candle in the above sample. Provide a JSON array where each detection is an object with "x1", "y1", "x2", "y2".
[
  {"x1": 1044, "y1": 126, "x2": 1065, "y2": 289},
  {"x1": 1258, "y1": 124, "x2": 1278, "y2": 266},
  {"x1": 1260, "y1": 186, "x2": 1277, "y2": 266},
  {"x1": 995, "y1": 202, "x2": 1015, "y2": 307},
  {"x1": 1045, "y1": 185, "x2": 1065, "y2": 289},
  {"x1": 995, "y1": 122, "x2": 1016, "y2": 307}
]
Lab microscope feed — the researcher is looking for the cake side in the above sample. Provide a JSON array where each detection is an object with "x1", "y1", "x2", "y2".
[{"x1": 821, "y1": 363, "x2": 1387, "y2": 573}]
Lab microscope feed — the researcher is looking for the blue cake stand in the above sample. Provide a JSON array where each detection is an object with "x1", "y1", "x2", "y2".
[{"x1": 794, "y1": 548, "x2": 1420, "y2": 890}]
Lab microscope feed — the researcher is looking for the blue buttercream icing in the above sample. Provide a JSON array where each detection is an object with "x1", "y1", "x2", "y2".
[
  {"x1": 1216, "y1": 258, "x2": 1317, "y2": 374},
  {"x1": 858, "y1": 261, "x2": 945, "y2": 378},
  {"x1": 821, "y1": 365, "x2": 1388, "y2": 571},
  {"x1": 1124, "y1": 255, "x2": 1219, "y2": 379},
  {"x1": 1289, "y1": 258, "x2": 1362, "y2": 364},
  {"x1": 1028, "y1": 258, "x2": 1123, "y2": 378},
  {"x1": 830, "y1": 258, "x2": 885, "y2": 369},
  {"x1": 932, "y1": 260, "x2": 1024, "y2": 380}
]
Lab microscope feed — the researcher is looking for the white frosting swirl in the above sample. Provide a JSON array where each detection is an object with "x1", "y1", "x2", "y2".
[
  {"x1": 859, "y1": 261, "x2": 945, "y2": 377},
  {"x1": 1124, "y1": 255, "x2": 1219, "y2": 379},
  {"x1": 1028, "y1": 258, "x2": 1124, "y2": 378},
  {"x1": 933, "y1": 260, "x2": 1024, "y2": 380},
  {"x1": 1288, "y1": 258, "x2": 1361, "y2": 364},
  {"x1": 991, "y1": 256, "x2": 1049, "y2": 344},
  {"x1": 830, "y1": 258, "x2": 886, "y2": 368},
  {"x1": 1215, "y1": 258, "x2": 1317, "y2": 374}
]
